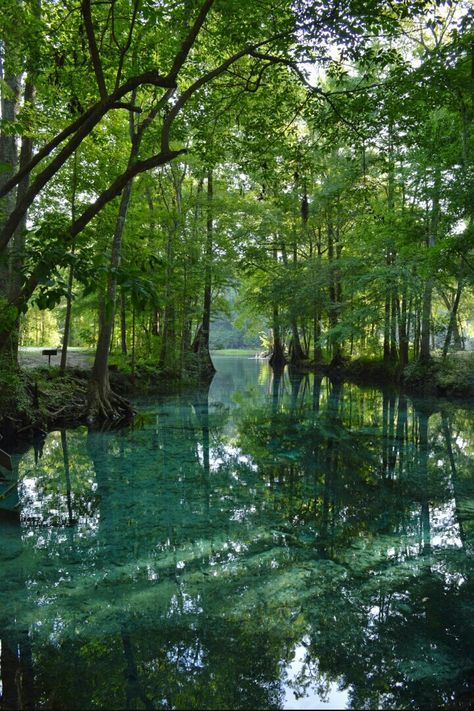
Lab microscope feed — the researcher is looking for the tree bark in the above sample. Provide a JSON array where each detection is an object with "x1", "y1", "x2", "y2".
[
  {"x1": 397, "y1": 288, "x2": 409, "y2": 370},
  {"x1": 87, "y1": 120, "x2": 138, "y2": 420},
  {"x1": 269, "y1": 246, "x2": 286, "y2": 368},
  {"x1": 191, "y1": 169, "x2": 215, "y2": 378},
  {"x1": 269, "y1": 302, "x2": 286, "y2": 368},
  {"x1": 384, "y1": 121, "x2": 396, "y2": 365},
  {"x1": 159, "y1": 166, "x2": 185, "y2": 373},
  {"x1": 313, "y1": 308, "x2": 323, "y2": 364},
  {"x1": 313, "y1": 231, "x2": 323, "y2": 364},
  {"x1": 442, "y1": 264, "x2": 464, "y2": 359},
  {"x1": 0, "y1": 45, "x2": 21, "y2": 368},
  {"x1": 60, "y1": 152, "x2": 79, "y2": 373},
  {"x1": 120, "y1": 289, "x2": 128, "y2": 355},
  {"x1": 327, "y1": 211, "x2": 342, "y2": 365},
  {"x1": 419, "y1": 166, "x2": 440, "y2": 364},
  {"x1": 390, "y1": 286, "x2": 398, "y2": 362},
  {"x1": 288, "y1": 319, "x2": 306, "y2": 364},
  {"x1": 60, "y1": 260, "x2": 75, "y2": 373},
  {"x1": 280, "y1": 239, "x2": 305, "y2": 364}
]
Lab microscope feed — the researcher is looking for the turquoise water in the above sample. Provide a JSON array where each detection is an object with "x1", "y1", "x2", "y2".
[{"x1": 1, "y1": 355, "x2": 474, "y2": 709}]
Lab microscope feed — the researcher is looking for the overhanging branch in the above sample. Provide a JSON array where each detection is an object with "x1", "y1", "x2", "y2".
[{"x1": 12, "y1": 148, "x2": 187, "y2": 316}]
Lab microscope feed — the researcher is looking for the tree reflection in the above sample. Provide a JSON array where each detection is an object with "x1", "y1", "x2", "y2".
[
  {"x1": 0, "y1": 511, "x2": 36, "y2": 710},
  {"x1": 1, "y1": 370, "x2": 474, "y2": 709}
]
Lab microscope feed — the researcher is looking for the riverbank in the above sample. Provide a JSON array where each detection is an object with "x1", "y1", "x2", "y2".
[
  {"x1": 0, "y1": 366, "x2": 92, "y2": 442},
  {"x1": 0, "y1": 363, "x2": 195, "y2": 443},
  {"x1": 305, "y1": 353, "x2": 474, "y2": 399},
  {"x1": 2, "y1": 351, "x2": 473, "y2": 443},
  {"x1": 2, "y1": 344, "x2": 234, "y2": 441}
]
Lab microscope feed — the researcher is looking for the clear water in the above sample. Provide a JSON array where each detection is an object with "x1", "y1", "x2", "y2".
[{"x1": 1, "y1": 355, "x2": 474, "y2": 710}]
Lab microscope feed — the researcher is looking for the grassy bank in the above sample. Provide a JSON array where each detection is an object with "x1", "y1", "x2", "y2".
[{"x1": 403, "y1": 353, "x2": 474, "y2": 397}]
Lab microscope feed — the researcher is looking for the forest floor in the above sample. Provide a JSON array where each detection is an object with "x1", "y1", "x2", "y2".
[
  {"x1": 18, "y1": 347, "x2": 94, "y2": 370},
  {"x1": 17, "y1": 347, "x2": 262, "y2": 369}
]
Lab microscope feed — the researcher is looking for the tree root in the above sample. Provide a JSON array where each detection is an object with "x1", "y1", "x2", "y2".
[{"x1": 86, "y1": 379, "x2": 135, "y2": 423}]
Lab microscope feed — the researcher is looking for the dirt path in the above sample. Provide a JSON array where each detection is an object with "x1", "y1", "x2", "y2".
[{"x1": 19, "y1": 348, "x2": 94, "y2": 370}]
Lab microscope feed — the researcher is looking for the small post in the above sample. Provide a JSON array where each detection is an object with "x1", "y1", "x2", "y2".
[{"x1": 42, "y1": 348, "x2": 58, "y2": 366}]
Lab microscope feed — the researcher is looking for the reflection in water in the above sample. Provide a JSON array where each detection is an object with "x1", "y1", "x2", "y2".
[{"x1": 1, "y1": 356, "x2": 474, "y2": 709}]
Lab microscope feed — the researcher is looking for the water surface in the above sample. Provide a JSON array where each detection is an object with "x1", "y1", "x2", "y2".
[{"x1": 1, "y1": 356, "x2": 474, "y2": 709}]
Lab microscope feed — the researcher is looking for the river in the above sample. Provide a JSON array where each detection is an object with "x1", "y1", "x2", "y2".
[{"x1": 1, "y1": 355, "x2": 473, "y2": 709}]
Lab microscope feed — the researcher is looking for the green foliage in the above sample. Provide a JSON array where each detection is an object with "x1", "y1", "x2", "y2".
[
  {"x1": 0, "y1": 363, "x2": 29, "y2": 414},
  {"x1": 403, "y1": 359, "x2": 439, "y2": 388},
  {"x1": 0, "y1": 297, "x2": 18, "y2": 333},
  {"x1": 436, "y1": 354, "x2": 474, "y2": 396}
]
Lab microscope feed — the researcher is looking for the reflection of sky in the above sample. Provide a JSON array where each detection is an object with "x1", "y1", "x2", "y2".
[
  {"x1": 197, "y1": 442, "x2": 257, "y2": 472},
  {"x1": 431, "y1": 501, "x2": 463, "y2": 549},
  {"x1": 209, "y1": 354, "x2": 268, "y2": 406},
  {"x1": 283, "y1": 644, "x2": 349, "y2": 710}
]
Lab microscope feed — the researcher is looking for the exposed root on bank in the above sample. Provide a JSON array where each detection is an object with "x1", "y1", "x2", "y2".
[
  {"x1": 1, "y1": 367, "x2": 135, "y2": 439},
  {"x1": 86, "y1": 378, "x2": 135, "y2": 423}
]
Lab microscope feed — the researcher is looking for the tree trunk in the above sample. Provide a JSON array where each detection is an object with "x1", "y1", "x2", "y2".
[
  {"x1": 384, "y1": 122, "x2": 396, "y2": 366},
  {"x1": 182, "y1": 177, "x2": 202, "y2": 365},
  {"x1": 419, "y1": 166, "x2": 440, "y2": 364},
  {"x1": 60, "y1": 262, "x2": 75, "y2": 373},
  {"x1": 87, "y1": 122, "x2": 137, "y2": 420},
  {"x1": 269, "y1": 246, "x2": 286, "y2": 368},
  {"x1": 327, "y1": 212, "x2": 342, "y2": 365},
  {"x1": 191, "y1": 169, "x2": 215, "y2": 378},
  {"x1": 289, "y1": 185, "x2": 309, "y2": 365},
  {"x1": 453, "y1": 316, "x2": 463, "y2": 350},
  {"x1": 159, "y1": 167, "x2": 186, "y2": 373},
  {"x1": 120, "y1": 289, "x2": 127, "y2": 355},
  {"x1": 0, "y1": 47, "x2": 21, "y2": 369},
  {"x1": 269, "y1": 302, "x2": 286, "y2": 368},
  {"x1": 313, "y1": 308, "x2": 323, "y2": 364},
  {"x1": 131, "y1": 303, "x2": 136, "y2": 382},
  {"x1": 419, "y1": 278, "x2": 433, "y2": 364},
  {"x1": 390, "y1": 287, "x2": 398, "y2": 362},
  {"x1": 442, "y1": 266, "x2": 464, "y2": 359},
  {"x1": 60, "y1": 152, "x2": 78, "y2": 373},
  {"x1": 288, "y1": 319, "x2": 306, "y2": 364},
  {"x1": 313, "y1": 232, "x2": 323, "y2": 364},
  {"x1": 383, "y1": 291, "x2": 391, "y2": 364},
  {"x1": 413, "y1": 304, "x2": 421, "y2": 361},
  {"x1": 397, "y1": 288, "x2": 409, "y2": 370},
  {"x1": 280, "y1": 239, "x2": 305, "y2": 364}
]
